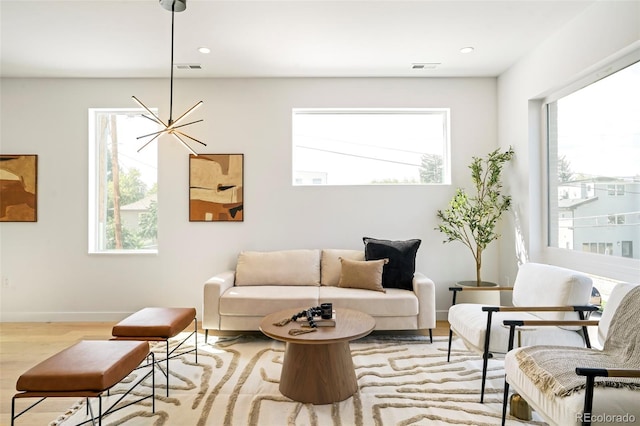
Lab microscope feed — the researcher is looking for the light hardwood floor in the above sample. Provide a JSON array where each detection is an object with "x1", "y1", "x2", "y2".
[{"x1": 0, "y1": 320, "x2": 450, "y2": 425}]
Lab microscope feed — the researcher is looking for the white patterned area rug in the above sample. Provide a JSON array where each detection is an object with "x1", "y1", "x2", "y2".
[{"x1": 55, "y1": 333, "x2": 545, "y2": 426}]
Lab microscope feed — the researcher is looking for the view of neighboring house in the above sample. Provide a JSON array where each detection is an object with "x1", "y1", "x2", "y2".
[
  {"x1": 120, "y1": 193, "x2": 156, "y2": 235},
  {"x1": 557, "y1": 178, "x2": 640, "y2": 259},
  {"x1": 116, "y1": 193, "x2": 157, "y2": 250}
]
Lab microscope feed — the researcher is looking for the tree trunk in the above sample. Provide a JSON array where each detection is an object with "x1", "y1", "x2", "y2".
[
  {"x1": 476, "y1": 248, "x2": 482, "y2": 286},
  {"x1": 109, "y1": 115, "x2": 123, "y2": 249}
]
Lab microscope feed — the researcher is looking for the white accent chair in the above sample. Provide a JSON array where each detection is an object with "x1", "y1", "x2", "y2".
[
  {"x1": 447, "y1": 262, "x2": 595, "y2": 402},
  {"x1": 501, "y1": 282, "x2": 640, "y2": 426}
]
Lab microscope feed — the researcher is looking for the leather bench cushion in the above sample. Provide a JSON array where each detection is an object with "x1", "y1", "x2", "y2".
[
  {"x1": 319, "y1": 287, "x2": 418, "y2": 317},
  {"x1": 220, "y1": 286, "x2": 319, "y2": 316},
  {"x1": 112, "y1": 307, "x2": 196, "y2": 338},
  {"x1": 235, "y1": 249, "x2": 321, "y2": 286},
  {"x1": 16, "y1": 340, "x2": 149, "y2": 392}
]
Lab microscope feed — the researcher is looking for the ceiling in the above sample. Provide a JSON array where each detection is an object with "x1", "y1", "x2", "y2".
[{"x1": 0, "y1": 0, "x2": 596, "y2": 79}]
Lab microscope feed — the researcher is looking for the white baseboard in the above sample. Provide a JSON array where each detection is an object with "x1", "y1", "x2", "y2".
[
  {"x1": 0, "y1": 311, "x2": 133, "y2": 322},
  {"x1": 436, "y1": 310, "x2": 449, "y2": 322},
  {"x1": 2, "y1": 310, "x2": 449, "y2": 324}
]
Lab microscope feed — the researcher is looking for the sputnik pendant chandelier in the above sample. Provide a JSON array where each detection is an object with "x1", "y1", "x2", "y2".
[{"x1": 132, "y1": 0, "x2": 205, "y2": 156}]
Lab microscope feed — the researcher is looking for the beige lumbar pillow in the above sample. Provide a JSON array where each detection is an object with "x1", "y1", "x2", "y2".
[{"x1": 338, "y1": 257, "x2": 388, "y2": 293}]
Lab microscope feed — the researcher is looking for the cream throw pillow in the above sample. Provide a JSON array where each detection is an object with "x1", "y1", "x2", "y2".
[
  {"x1": 235, "y1": 249, "x2": 320, "y2": 286},
  {"x1": 320, "y1": 249, "x2": 366, "y2": 286},
  {"x1": 338, "y1": 257, "x2": 388, "y2": 293}
]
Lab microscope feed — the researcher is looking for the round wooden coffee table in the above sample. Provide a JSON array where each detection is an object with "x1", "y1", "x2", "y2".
[{"x1": 260, "y1": 307, "x2": 375, "y2": 404}]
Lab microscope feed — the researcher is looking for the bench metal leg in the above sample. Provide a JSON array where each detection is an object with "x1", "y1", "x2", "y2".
[
  {"x1": 12, "y1": 353, "x2": 155, "y2": 426},
  {"x1": 158, "y1": 317, "x2": 198, "y2": 396},
  {"x1": 11, "y1": 396, "x2": 46, "y2": 425}
]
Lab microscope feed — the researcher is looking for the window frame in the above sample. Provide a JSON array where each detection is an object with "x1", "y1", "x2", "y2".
[
  {"x1": 88, "y1": 107, "x2": 159, "y2": 255},
  {"x1": 291, "y1": 108, "x2": 451, "y2": 186},
  {"x1": 539, "y1": 49, "x2": 640, "y2": 283}
]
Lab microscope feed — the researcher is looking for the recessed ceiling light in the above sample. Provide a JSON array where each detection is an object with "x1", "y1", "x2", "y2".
[
  {"x1": 198, "y1": 47, "x2": 211, "y2": 54},
  {"x1": 460, "y1": 47, "x2": 475, "y2": 54}
]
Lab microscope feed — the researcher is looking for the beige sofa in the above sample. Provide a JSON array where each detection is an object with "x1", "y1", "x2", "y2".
[{"x1": 203, "y1": 249, "x2": 436, "y2": 341}]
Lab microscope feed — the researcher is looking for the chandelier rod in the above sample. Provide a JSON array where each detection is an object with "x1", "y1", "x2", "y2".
[{"x1": 169, "y1": 2, "x2": 176, "y2": 124}]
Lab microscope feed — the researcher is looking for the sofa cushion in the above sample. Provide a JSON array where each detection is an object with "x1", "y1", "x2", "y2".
[
  {"x1": 235, "y1": 249, "x2": 320, "y2": 286},
  {"x1": 338, "y1": 257, "x2": 387, "y2": 293},
  {"x1": 220, "y1": 286, "x2": 319, "y2": 316},
  {"x1": 320, "y1": 249, "x2": 365, "y2": 286},
  {"x1": 319, "y1": 287, "x2": 418, "y2": 317},
  {"x1": 363, "y1": 237, "x2": 421, "y2": 291}
]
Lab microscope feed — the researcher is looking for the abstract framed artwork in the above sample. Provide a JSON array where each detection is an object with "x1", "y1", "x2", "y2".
[
  {"x1": 0, "y1": 155, "x2": 38, "y2": 222},
  {"x1": 189, "y1": 154, "x2": 244, "y2": 222}
]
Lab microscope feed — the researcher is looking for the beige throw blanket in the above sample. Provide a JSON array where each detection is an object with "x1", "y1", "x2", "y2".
[{"x1": 515, "y1": 285, "x2": 640, "y2": 397}]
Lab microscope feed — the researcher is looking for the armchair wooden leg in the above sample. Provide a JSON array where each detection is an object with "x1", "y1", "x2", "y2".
[
  {"x1": 429, "y1": 328, "x2": 433, "y2": 343},
  {"x1": 447, "y1": 329, "x2": 453, "y2": 361},
  {"x1": 481, "y1": 350, "x2": 490, "y2": 403},
  {"x1": 501, "y1": 380, "x2": 510, "y2": 426},
  {"x1": 582, "y1": 375, "x2": 596, "y2": 426},
  {"x1": 480, "y1": 311, "x2": 494, "y2": 403}
]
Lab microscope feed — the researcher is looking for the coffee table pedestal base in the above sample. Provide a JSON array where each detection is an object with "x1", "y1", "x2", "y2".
[{"x1": 280, "y1": 341, "x2": 357, "y2": 404}]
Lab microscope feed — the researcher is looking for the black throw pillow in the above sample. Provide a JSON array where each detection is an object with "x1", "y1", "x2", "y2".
[{"x1": 362, "y1": 237, "x2": 421, "y2": 291}]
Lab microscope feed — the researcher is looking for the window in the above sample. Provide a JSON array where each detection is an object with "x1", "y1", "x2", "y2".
[
  {"x1": 607, "y1": 184, "x2": 625, "y2": 196},
  {"x1": 88, "y1": 109, "x2": 158, "y2": 253},
  {"x1": 582, "y1": 242, "x2": 613, "y2": 255},
  {"x1": 292, "y1": 108, "x2": 450, "y2": 185},
  {"x1": 547, "y1": 60, "x2": 640, "y2": 260}
]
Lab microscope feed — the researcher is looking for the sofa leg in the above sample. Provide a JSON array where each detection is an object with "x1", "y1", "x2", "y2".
[
  {"x1": 429, "y1": 329, "x2": 433, "y2": 343},
  {"x1": 205, "y1": 329, "x2": 208, "y2": 344},
  {"x1": 447, "y1": 329, "x2": 453, "y2": 361}
]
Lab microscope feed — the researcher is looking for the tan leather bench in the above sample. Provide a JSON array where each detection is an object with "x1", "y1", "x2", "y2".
[
  {"x1": 12, "y1": 340, "x2": 154, "y2": 426},
  {"x1": 111, "y1": 307, "x2": 197, "y2": 396}
]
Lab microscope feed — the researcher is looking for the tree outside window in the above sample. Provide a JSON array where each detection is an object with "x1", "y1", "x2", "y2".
[{"x1": 89, "y1": 109, "x2": 158, "y2": 253}]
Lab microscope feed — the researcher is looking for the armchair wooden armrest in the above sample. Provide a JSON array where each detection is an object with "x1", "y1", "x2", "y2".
[
  {"x1": 576, "y1": 367, "x2": 640, "y2": 378},
  {"x1": 449, "y1": 286, "x2": 514, "y2": 292},
  {"x1": 484, "y1": 304, "x2": 599, "y2": 313},
  {"x1": 503, "y1": 316, "x2": 599, "y2": 351},
  {"x1": 504, "y1": 319, "x2": 599, "y2": 327},
  {"x1": 575, "y1": 367, "x2": 640, "y2": 425},
  {"x1": 449, "y1": 286, "x2": 513, "y2": 305}
]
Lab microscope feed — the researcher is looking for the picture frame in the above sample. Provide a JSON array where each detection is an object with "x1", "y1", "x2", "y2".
[
  {"x1": 189, "y1": 154, "x2": 244, "y2": 222},
  {"x1": 0, "y1": 154, "x2": 38, "y2": 222}
]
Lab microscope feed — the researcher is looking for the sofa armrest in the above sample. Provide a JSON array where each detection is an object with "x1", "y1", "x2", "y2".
[
  {"x1": 413, "y1": 272, "x2": 436, "y2": 330},
  {"x1": 203, "y1": 270, "x2": 235, "y2": 331}
]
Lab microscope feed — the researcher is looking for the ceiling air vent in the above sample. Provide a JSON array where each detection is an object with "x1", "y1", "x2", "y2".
[
  {"x1": 175, "y1": 63, "x2": 202, "y2": 70},
  {"x1": 412, "y1": 63, "x2": 440, "y2": 70}
]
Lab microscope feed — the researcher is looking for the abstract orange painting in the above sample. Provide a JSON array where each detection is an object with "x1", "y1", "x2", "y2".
[
  {"x1": 189, "y1": 154, "x2": 243, "y2": 222},
  {"x1": 0, "y1": 155, "x2": 37, "y2": 222}
]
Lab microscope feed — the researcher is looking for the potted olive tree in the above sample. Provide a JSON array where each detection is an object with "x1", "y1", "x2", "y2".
[{"x1": 436, "y1": 147, "x2": 514, "y2": 297}]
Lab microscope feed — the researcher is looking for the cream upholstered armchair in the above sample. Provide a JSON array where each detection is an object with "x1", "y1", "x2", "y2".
[
  {"x1": 501, "y1": 282, "x2": 640, "y2": 426},
  {"x1": 447, "y1": 262, "x2": 595, "y2": 402}
]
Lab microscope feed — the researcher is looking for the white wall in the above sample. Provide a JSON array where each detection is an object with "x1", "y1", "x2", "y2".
[
  {"x1": 497, "y1": 0, "x2": 640, "y2": 285},
  {"x1": 0, "y1": 77, "x2": 497, "y2": 322}
]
